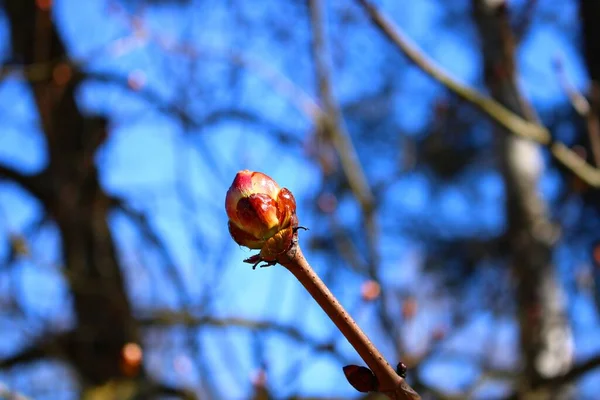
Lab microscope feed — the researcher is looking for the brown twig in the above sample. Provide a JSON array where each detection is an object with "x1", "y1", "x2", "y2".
[
  {"x1": 276, "y1": 236, "x2": 420, "y2": 400},
  {"x1": 554, "y1": 56, "x2": 591, "y2": 117},
  {"x1": 307, "y1": 0, "x2": 402, "y2": 356},
  {"x1": 308, "y1": 0, "x2": 375, "y2": 211},
  {"x1": 554, "y1": 57, "x2": 600, "y2": 167}
]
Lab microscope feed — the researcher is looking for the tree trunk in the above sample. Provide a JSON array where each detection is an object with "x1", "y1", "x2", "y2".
[
  {"x1": 3, "y1": 0, "x2": 139, "y2": 388},
  {"x1": 472, "y1": 1, "x2": 573, "y2": 398},
  {"x1": 579, "y1": 0, "x2": 600, "y2": 315}
]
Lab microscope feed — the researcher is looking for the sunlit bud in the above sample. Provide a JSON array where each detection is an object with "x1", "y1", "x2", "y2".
[{"x1": 226, "y1": 170, "x2": 298, "y2": 261}]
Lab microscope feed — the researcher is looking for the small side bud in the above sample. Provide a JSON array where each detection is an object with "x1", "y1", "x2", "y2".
[
  {"x1": 342, "y1": 365, "x2": 378, "y2": 393},
  {"x1": 396, "y1": 361, "x2": 408, "y2": 378}
]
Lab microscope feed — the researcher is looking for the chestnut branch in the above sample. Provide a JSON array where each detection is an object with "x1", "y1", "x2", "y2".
[{"x1": 276, "y1": 233, "x2": 420, "y2": 400}]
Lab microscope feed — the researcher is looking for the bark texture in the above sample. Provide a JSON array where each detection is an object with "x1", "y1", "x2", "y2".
[{"x1": 472, "y1": 1, "x2": 573, "y2": 397}]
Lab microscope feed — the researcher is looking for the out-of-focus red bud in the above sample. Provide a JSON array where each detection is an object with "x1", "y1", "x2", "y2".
[
  {"x1": 401, "y1": 296, "x2": 418, "y2": 320},
  {"x1": 360, "y1": 280, "x2": 381, "y2": 302},
  {"x1": 251, "y1": 368, "x2": 268, "y2": 387},
  {"x1": 120, "y1": 342, "x2": 143, "y2": 377},
  {"x1": 431, "y1": 327, "x2": 446, "y2": 341},
  {"x1": 226, "y1": 170, "x2": 298, "y2": 262},
  {"x1": 317, "y1": 192, "x2": 337, "y2": 214},
  {"x1": 592, "y1": 241, "x2": 600, "y2": 267}
]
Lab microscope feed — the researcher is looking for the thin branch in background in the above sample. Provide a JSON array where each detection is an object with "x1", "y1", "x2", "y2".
[
  {"x1": 112, "y1": 193, "x2": 216, "y2": 394},
  {"x1": 0, "y1": 23, "x2": 148, "y2": 84},
  {"x1": 586, "y1": 88, "x2": 600, "y2": 168},
  {"x1": 307, "y1": 0, "x2": 403, "y2": 357},
  {"x1": 2, "y1": 27, "x2": 319, "y2": 129},
  {"x1": 0, "y1": 382, "x2": 31, "y2": 400},
  {"x1": 144, "y1": 383, "x2": 198, "y2": 400},
  {"x1": 355, "y1": 0, "x2": 600, "y2": 187},
  {"x1": 554, "y1": 56, "x2": 591, "y2": 117},
  {"x1": 329, "y1": 214, "x2": 369, "y2": 273},
  {"x1": 0, "y1": 163, "x2": 46, "y2": 202},
  {"x1": 554, "y1": 56, "x2": 600, "y2": 168},
  {"x1": 224, "y1": 51, "x2": 322, "y2": 120},
  {"x1": 139, "y1": 313, "x2": 349, "y2": 364},
  {"x1": 500, "y1": 354, "x2": 600, "y2": 399},
  {"x1": 514, "y1": 0, "x2": 539, "y2": 42},
  {"x1": 355, "y1": 0, "x2": 549, "y2": 144},
  {"x1": 308, "y1": 0, "x2": 375, "y2": 212},
  {"x1": 536, "y1": 353, "x2": 600, "y2": 389},
  {"x1": 118, "y1": 6, "x2": 322, "y2": 120},
  {"x1": 111, "y1": 197, "x2": 191, "y2": 307}
]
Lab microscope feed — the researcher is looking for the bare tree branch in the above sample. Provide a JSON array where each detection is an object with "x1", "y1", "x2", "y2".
[
  {"x1": 500, "y1": 354, "x2": 600, "y2": 399},
  {"x1": 0, "y1": 163, "x2": 46, "y2": 202},
  {"x1": 139, "y1": 312, "x2": 349, "y2": 363},
  {"x1": 307, "y1": 0, "x2": 405, "y2": 361},
  {"x1": 514, "y1": 0, "x2": 539, "y2": 41},
  {"x1": 0, "y1": 382, "x2": 31, "y2": 400},
  {"x1": 355, "y1": 0, "x2": 600, "y2": 187},
  {"x1": 308, "y1": 0, "x2": 375, "y2": 212},
  {"x1": 536, "y1": 353, "x2": 600, "y2": 388},
  {"x1": 111, "y1": 197, "x2": 190, "y2": 303},
  {"x1": 554, "y1": 56, "x2": 600, "y2": 167},
  {"x1": 0, "y1": 341, "x2": 50, "y2": 370}
]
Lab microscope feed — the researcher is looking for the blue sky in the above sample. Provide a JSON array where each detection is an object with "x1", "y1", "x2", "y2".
[{"x1": 1, "y1": 0, "x2": 599, "y2": 398}]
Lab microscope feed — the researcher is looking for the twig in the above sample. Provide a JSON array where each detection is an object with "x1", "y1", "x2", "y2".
[
  {"x1": 356, "y1": 0, "x2": 548, "y2": 144},
  {"x1": 308, "y1": 0, "x2": 401, "y2": 355},
  {"x1": 111, "y1": 197, "x2": 190, "y2": 302},
  {"x1": 0, "y1": 163, "x2": 46, "y2": 202},
  {"x1": 355, "y1": 0, "x2": 600, "y2": 187},
  {"x1": 139, "y1": 312, "x2": 348, "y2": 363},
  {"x1": 536, "y1": 353, "x2": 600, "y2": 388},
  {"x1": 308, "y1": 0, "x2": 375, "y2": 211},
  {"x1": 276, "y1": 235, "x2": 420, "y2": 400},
  {"x1": 514, "y1": 0, "x2": 538, "y2": 42},
  {"x1": 554, "y1": 56, "x2": 591, "y2": 117},
  {"x1": 586, "y1": 85, "x2": 600, "y2": 168},
  {"x1": 554, "y1": 56, "x2": 600, "y2": 167}
]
